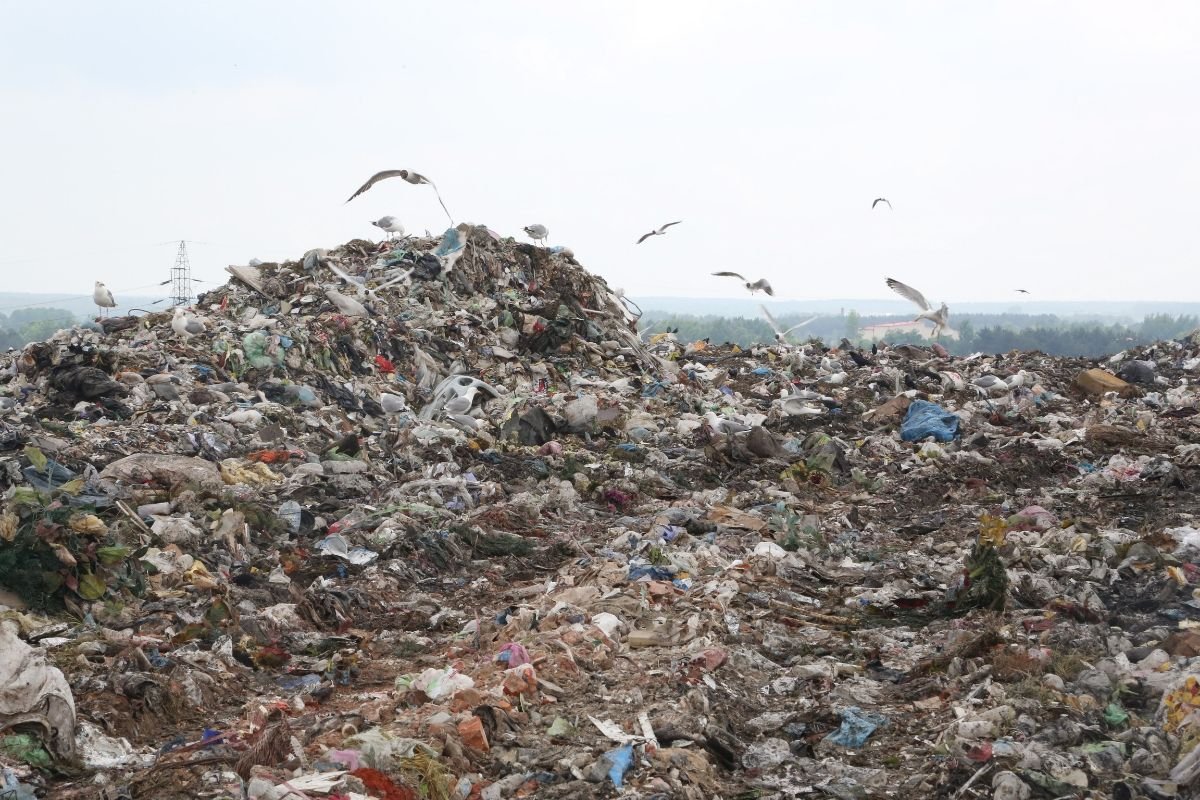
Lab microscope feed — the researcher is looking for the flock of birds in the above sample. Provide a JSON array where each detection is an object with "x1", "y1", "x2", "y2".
[
  {"x1": 87, "y1": 175, "x2": 1026, "y2": 348},
  {"x1": 338, "y1": 175, "x2": 992, "y2": 343}
]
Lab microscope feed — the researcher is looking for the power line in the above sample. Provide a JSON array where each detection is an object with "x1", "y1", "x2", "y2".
[{"x1": 0, "y1": 282, "x2": 178, "y2": 313}]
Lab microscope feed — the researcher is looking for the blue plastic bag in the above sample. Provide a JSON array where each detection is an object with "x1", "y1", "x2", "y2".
[
  {"x1": 900, "y1": 399, "x2": 960, "y2": 442},
  {"x1": 825, "y1": 706, "x2": 888, "y2": 748},
  {"x1": 604, "y1": 743, "x2": 634, "y2": 787}
]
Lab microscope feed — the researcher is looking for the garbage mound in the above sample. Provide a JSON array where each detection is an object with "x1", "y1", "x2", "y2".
[{"x1": 3, "y1": 229, "x2": 1200, "y2": 798}]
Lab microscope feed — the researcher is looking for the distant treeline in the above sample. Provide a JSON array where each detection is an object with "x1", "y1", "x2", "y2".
[
  {"x1": 638, "y1": 311, "x2": 1200, "y2": 358},
  {"x1": 0, "y1": 308, "x2": 79, "y2": 350}
]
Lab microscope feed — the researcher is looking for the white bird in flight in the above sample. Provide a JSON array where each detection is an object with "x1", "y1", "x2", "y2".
[
  {"x1": 872, "y1": 198, "x2": 892, "y2": 210},
  {"x1": 93, "y1": 281, "x2": 116, "y2": 317},
  {"x1": 372, "y1": 216, "x2": 406, "y2": 240},
  {"x1": 712, "y1": 272, "x2": 774, "y2": 296},
  {"x1": 636, "y1": 221, "x2": 682, "y2": 244},
  {"x1": 886, "y1": 277, "x2": 951, "y2": 338},
  {"x1": 523, "y1": 224, "x2": 549, "y2": 246},
  {"x1": 759, "y1": 305, "x2": 817, "y2": 344},
  {"x1": 345, "y1": 169, "x2": 453, "y2": 224}
]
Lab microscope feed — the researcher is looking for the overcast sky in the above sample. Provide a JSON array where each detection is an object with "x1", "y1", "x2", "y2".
[{"x1": 2, "y1": 2, "x2": 1198, "y2": 305}]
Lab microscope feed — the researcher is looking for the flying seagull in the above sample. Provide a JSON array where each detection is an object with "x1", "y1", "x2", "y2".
[
  {"x1": 636, "y1": 221, "x2": 682, "y2": 244},
  {"x1": 523, "y1": 224, "x2": 549, "y2": 246},
  {"x1": 93, "y1": 281, "x2": 117, "y2": 317},
  {"x1": 886, "y1": 277, "x2": 950, "y2": 338},
  {"x1": 345, "y1": 169, "x2": 453, "y2": 225},
  {"x1": 759, "y1": 305, "x2": 817, "y2": 344},
  {"x1": 712, "y1": 271, "x2": 774, "y2": 296},
  {"x1": 872, "y1": 198, "x2": 892, "y2": 210},
  {"x1": 372, "y1": 216, "x2": 406, "y2": 240},
  {"x1": 1016, "y1": 289, "x2": 1030, "y2": 294}
]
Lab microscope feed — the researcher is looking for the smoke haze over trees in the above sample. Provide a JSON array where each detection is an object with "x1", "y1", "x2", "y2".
[{"x1": 638, "y1": 310, "x2": 1200, "y2": 358}]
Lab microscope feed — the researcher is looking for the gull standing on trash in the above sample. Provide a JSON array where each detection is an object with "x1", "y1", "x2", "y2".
[
  {"x1": 171, "y1": 307, "x2": 207, "y2": 338},
  {"x1": 886, "y1": 277, "x2": 951, "y2": 338},
  {"x1": 703, "y1": 411, "x2": 752, "y2": 435},
  {"x1": 636, "y1": 221, "x2": 682, "y2": 244},
  {"x1": 324, "y1": 287, "x2": 368, "y2": 318},
  {"x1": 523, "y1": 224, "x2": 549, "y2": 246},
  {"x1": 443, "y1": 387, "x2": 478, "y2": 416},
  {"x1": 872, "y1": 198, "x2": 892, "y2": 210},
  {"x1": 93, "y1": 281, "x2": 117, "y2": 317},
  {"x1": 380, "y1": 392, "x2": 407, "y2": 415},
  {"x1": 759, "y1": 305, "x2": 817, "y2": 345},
  {"x1": 345, "y1": 168, "x2": 454, "y2": 224},
  {"x1": 371, "y1": 216, "x2": 406, "y2": 240},
  {"x1": 711, "y1": 272, "x2": 774, "y2": 296}
]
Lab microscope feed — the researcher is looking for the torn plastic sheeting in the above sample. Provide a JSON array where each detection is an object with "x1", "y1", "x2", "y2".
[
  {"x1": 0, "y1": 621, "x2": 76, "y2": 763},
  {"x1": 900, "y1": 399, "x2": 961, "y2": 443},
  {"x1": 433, "y1": 227, "x2": 467, "y2": 271},
  {"x1": 242, "y1": 330, "x2": 285, "y2": 369},
  {"x1": 403, "y1": 666, "x2": 474, "y2": 701},
  {"x1": 342, "y1": 728, "x2": 436, "y2": 768},
  {"x1": 315, "y1": 535, "x2": 379, "y2": 566},
  {"x1": 824, "y1": 706, "x2": 888, "y2": 748},
  {"x1": 76, "y1": 720, "x2": 138, "y2": 769},
  {"x1": 1, "y1": 768, "x2": 37, "y2": 800},
  {"x1": 99, "y1": 453, "x2": 225, "y2": 492},
  {"x1": 603, "y1": 742, "x2": 635, "y2": 788},
  {"x1": 497, "y1": 642, "x2": 531, "y2": 667},
  {"x1": 21, "y1": 462, "x2": 113, "y2": 507}
]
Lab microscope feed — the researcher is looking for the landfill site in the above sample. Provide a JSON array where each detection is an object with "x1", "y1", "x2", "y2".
[{"x1": 5, "y1": 228, "x2": 1200, "y2": 800}]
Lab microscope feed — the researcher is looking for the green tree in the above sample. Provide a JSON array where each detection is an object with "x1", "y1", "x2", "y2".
[
  {"x1": 19, "y1": 318, "x2": 71, "y2": 343},
  {"x1": 844, "y1": 310, "x2": 861, "y2": 341}
]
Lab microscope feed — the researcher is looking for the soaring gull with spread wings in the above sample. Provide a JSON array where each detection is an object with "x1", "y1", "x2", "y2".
[
  {"x1": 345, "y1": 169, "x2": 453, "y2": 225},
  {"x1": 759, "y1": 305, "x2": 817, "y2": 345},
  {"x1": 636, "y1": 221, "x2": 682, "y2": 244},
  {"x1": 712, "y1": 271, "x2": 773, "y2": 296},
  {"x1": 886, "y1": 277, "x2": 950, "y2": 338}
]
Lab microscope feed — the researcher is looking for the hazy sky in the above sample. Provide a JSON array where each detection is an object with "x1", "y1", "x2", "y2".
[{"x1": 2, "y1": 2, "x2": 1198, "y2": 305}]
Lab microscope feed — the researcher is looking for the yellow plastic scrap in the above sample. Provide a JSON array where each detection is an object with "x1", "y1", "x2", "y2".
[
  {"x1": 68, "y1": 514, "x2": 108, "y2": 536},
  {"x1": 779, "y1": 463, "x2": 808, "y2": 482},
  {"x1": 23, "y1": 445, "x2": 47, "y2": 472},
  {"x1": 0, "y1": 511, "x2": 17, "y2": 543},
  {"x1": 220, "y1": 459, "x2": 282, "y2": 486},
  {"x1": 51, "y1": 543, "x2": 77, "y2": 567},
  {"x1": 184, "y1": 560, "x2": 218, "y2": 590},
  {"x1": 57, "y1": 477, "x2": 85, "y2": 496},
  {"x1": 1162, "y1": 675, "x2": 1200, "y2": 757},
  {"x1": 978, "y1": 513, "x2": 1008, "y2": 548}
]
